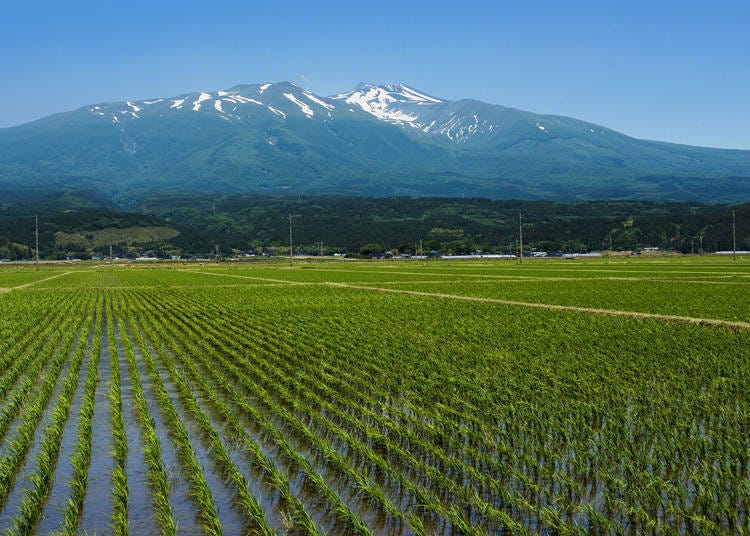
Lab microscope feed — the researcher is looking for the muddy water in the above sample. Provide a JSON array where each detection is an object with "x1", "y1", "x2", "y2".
[
  {"x1": 36, "y1": 315, "x2": 98, "y2": 534},
  {"x1": 79, "y1": 320, "x2": 115, "y2": 533},
  {"x1": 115, "y1": 319, "x2": 159, "y2": 536},
  {"x1": 166, "y1": 345, "x2": 293, "y2": 532},
  {"x1": 122, "y1": 320, "x2": 201, "y2": 535},
  {"x1": 143, "y1": 333, "x2": 247, "y2": 535},
  {"x1": 0, "y1": 319, "x2": 88, "y2": 531}
]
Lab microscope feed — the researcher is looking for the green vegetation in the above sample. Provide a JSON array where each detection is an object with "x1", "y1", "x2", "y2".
[
  {"x1": 0, "y1": 191, "x2": 748, "y2": 259},
  {"x1": 0, "y1": 257, "x2": 747, "y2": 534},
  {"x1": 2, "y1": 85, "x2": 750, "y2": 203}
]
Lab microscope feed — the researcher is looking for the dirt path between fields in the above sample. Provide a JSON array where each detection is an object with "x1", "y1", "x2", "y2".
[
  {"x1": 327, "y1": 283, "x2": 750, "y2": 331},
  {"x1": 178, "y1": 269, "x2": 309, "y2": 285},
  {"x1": 300, "y1": 267, "x2": 750, "y2": 285},
  {"x1": 9, "y1": 271, "x2": 74, "y2": 290}
]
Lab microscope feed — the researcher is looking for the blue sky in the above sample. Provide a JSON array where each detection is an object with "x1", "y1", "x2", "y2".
[{"x1": 1, "y1": 0, "x2": 749, "y2": 149}]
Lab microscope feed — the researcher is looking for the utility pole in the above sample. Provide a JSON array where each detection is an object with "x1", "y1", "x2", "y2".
[
  {"x1": 288, "y1": 214, "x2": 293, "y2": 267},
  {"x1": 732, "y1": 209, "x2": 737, "y2": 261},
  {"x1": 518, "y1": 211, "x2": 523, "y2": 264},
  {"x1": 609, "y1": 231, "x2": 613, "y2": 253},
  {"x1": 110, "y1": 245, "x2": 113, "y2": 265},
  {"x1": 35, "y1": 214, "x2": 39, "y2": 272},
  {"x1": 319, "y1": 240, "x2": 323, "y2": 258},
  {"x1": 699, "y1": 235, "x2": 703, "y2": 256}
]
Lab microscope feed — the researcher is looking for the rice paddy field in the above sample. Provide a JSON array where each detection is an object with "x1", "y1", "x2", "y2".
[{"x1": 0, "y1": 257, "x2": 748, "y2": 535}]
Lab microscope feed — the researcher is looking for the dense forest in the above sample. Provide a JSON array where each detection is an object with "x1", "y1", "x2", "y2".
[{"x1": 1, "y1": 189, "x2": 747, "y2": 259}]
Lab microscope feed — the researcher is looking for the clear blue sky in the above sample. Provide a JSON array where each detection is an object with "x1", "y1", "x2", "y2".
[{"x1": 1, "y1": 0, "x2": 748, "y2": 149}]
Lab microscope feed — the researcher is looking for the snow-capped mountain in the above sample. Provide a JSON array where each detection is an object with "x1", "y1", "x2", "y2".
[
  {"x1": 87, "y1": 82, "x2": 340, "y2": 125},
  {"x1": 83, "y1": 81, "x2": 585, "y2": 146},
  {"x1": 1, "y1": 81, "x2": 750, "y2": 202},
  {"x1": 332, "y1": 82, "x2": 503, "y2": 142},
  {"x1": 332, "y1": 82, "x2": 442, "y2": 124}
]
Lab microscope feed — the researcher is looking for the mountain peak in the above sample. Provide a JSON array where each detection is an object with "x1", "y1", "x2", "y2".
[{"x1": 330, "y1": 82, "x2": 443, "y2": 125}]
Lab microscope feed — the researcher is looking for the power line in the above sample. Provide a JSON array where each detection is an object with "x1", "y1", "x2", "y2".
[
  {"x1": 288, "y1": 214, "x2": 293, "y2": 267},
  {"x1": 732, "y1": 209, "x2": 737, "y2": 261},
  {"x1": 518, "y1": 211, "x2": 523, "y2": 264},
  {"x1": 35, "y1": 214, "x2": 39, "y2": 272}
]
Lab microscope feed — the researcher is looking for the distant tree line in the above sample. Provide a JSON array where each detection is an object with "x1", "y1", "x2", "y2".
[{"x1": 1, "y1": 190, "x2": 747, "y2": 259}]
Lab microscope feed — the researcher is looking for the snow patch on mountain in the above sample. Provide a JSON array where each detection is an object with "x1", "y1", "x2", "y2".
[
  {"x1": 329, "y1": 82, "x2": 511, "y2": 143},
  {"x1": 303, "y1": 91, "x2": 334, "y2": 110},
  {"x1": 83, "y1": 82, "x2": 514, "y2": 145},
  {"x1": 192, "y1": 92, "x2": 212, "y2": 111},
  {"x1": 231, "y1": 95, "x2": 262, "y2": 105},
  {"x1": 283, "y1": 93, "x2": 314, "y2": 118},
  {"x1": 383, "y1": 83, "x2": 442, "y2": 103},
  {"x1": 333, "y1": 84, "x2": 421, "y2": 124}
]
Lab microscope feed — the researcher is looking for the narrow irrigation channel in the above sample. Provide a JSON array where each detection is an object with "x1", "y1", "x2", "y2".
[
  {"x1": 112, "y1": 304, "x2": 160, "y2": 536},
  {"x1": 79, "y1": 306, "x2": 116, "y2": 533}
]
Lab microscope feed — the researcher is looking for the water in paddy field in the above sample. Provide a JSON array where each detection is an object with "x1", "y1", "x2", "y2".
[
  {"x1": 115, "y1": 318, "x2": 159, "y2": 535},
  {"x1": 143, "y1": 332, "x2": 247, "y2": 534},
  {"x1": 79, "y1": 318, "x2": 115, "y2": 533},
  {"x1": 36, "y1": 315, "x2": 98, "y2": 534},
  {"x1": 0, "y1": 318, "x2": 87, "y2": 531},
  {"x1": 122, "y1": 319, "x2": 200, "y2": 534}
]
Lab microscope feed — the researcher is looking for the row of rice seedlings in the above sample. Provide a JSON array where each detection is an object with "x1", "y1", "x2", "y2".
[
  {"x1": 238, "y1": 330, "x2": 532, "y2": 534},
  {"x1": 185, "y1": 294, "x2": 501, "y2": 482},
  {"x1": 195, "y1": 316, "x2": 489, "y2": 536},
  {"x1": 0, "y1": 320, "x2": 70, "y2": 446},
  {"x1": 116, "y1": 294, "x2": 223, "y2": 536},
  {"x1": 129, "y1": 303, "x2": 278, "y2": 536},
  {"x1": 226, "y1": 311, "x2": 489, "y2": 472},
  {"x1": 6, "y1": 307, "x2": 94, "y2": 534},
  {"x1": 0, "y1": 297, "x2": 70, "y2": 402},
  {"x1": 234, "y1": 297, "x2": 606, "y2": 528},
  {"x1": 0, "y1": 296, "x2": 90, "y2": 512},
  {"x1": 56, "y1": 300, "x2": 103, "y2": 535},
  {"x1": 164, "y1": 290, "x2": 491, "y2": 532},
  {"x1": 134, "y1": 291, "x2": 417, "y2": 536},
  {"x1": 132, "y1": 291, "x2": 357, "y2": 535},
  {"x1": 179, "y1": 286, "x2": 684, "y2": 528},
  {"x1": 243, "y1": 315, "x2": 549, "y2": 531},
  {"x1": 0, "y1": 293, "x2": 81, "y2": 408},
  {"x1": 132, "y1": 290, "x2": 376, "y2": 535},
  {"x1": 113, "y1": 303, "x2": 177, "y2": 536},
  {"x1": 106, "y1": 297, "x2": 128, "y2": 535},
  {"x1": 0, "y1": 292, "x2": 66, "y2": 370},
  {"x1": 131, "y1": 281, "x2": 750, "y2": 531},
  {"x1": 163, "y1": 288, "x2": 598, "y2": 530},
  {"x1": 274, "y1": 308, "x2": 505, "y2": 456}
]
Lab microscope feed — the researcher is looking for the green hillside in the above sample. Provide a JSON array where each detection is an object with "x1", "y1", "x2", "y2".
[{"x1": 1, "y1": 83, "x2": 749, "y2": 202}]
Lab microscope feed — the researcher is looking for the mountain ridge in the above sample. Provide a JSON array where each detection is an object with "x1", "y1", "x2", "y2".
[{"x1": 1, "y1": 81, "x2": 749, "y2": 203}]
